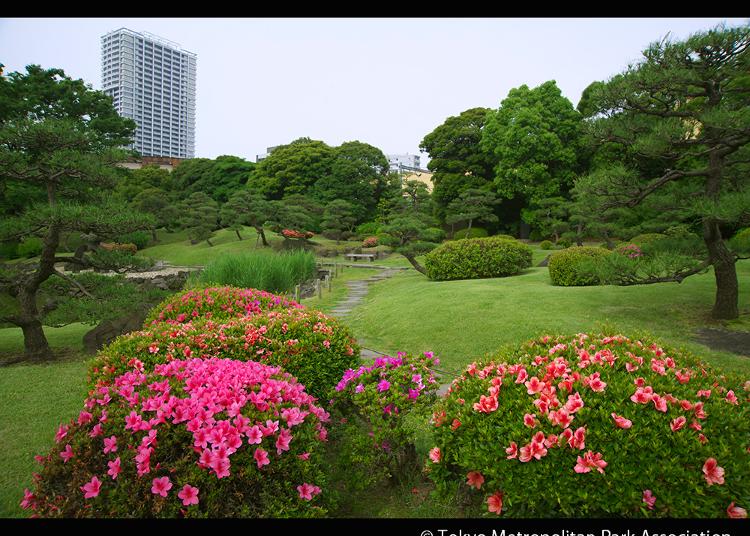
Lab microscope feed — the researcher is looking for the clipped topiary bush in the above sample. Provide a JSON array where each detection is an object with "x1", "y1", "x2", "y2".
[
  {"x1": 23, "y1": 358, "x2": 330, "y2": 518},
  {"x1": 730, "y1": 228, "x2": 750, "y2": 254},
  {"x1": 548, "y1": 246, "x2": 610, "y2": 287},
  {"x1": 329, "y1": 352, "x2": 440, "y2": 488},
  {"x1": 539, "y1": 240, "x2": 554, "y2": 250},
  {"x1": 144, "y1": 287, "x2": 303, "y2": 327},
  {"x1": 427, "y1": 333, "x2": 749, "y2": 517},
  {"x1": 494, "y1": 234, "x2": 516, "y2": 241},
  {"x1": 424, "y1": 236, "x2": 532, "y2": 281},
  {"x1": 89, "y1": 308, "x2": 360, "y2": 400}
]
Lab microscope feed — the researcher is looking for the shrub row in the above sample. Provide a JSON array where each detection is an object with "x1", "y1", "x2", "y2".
[{"x1": 547, "y1": 246, "x2": 610, "y2": 286}]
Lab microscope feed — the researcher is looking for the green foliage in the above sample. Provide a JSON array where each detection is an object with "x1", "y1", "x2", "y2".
[
  {"x1": 16, "y1": 237, "x2": 43, "y2": 258},
  {"x1": 481, "y1": 80, "x2": 587, "y2": 205},
  {"x1": 451, "y1": 227, "x2": 489, "y2": 240},
  {"x1": 731, "y1": 228, "x2": 750, "y2": 254},
  {"x1": 114, "y1": 165, "x2": 174, "y2": 203},
  {"x1": 419, "y1": 107, "x2": 497, "y2": 217},
  {"x1": 220, "y1": 189, "x2": 271, "y2": 242},
  {"x1": 171, "y1": 156, "x2": 255, "y2": 203},
  {"x1": 355, "y1": 222, "x2": 380, "y2": 238},
  {"x1": 321, "y1": 200, "x2": 357, "y2": 242},
  {"x1": 427, "y1": 333, "x2": 750, "y2": 517},
  {"x1": 445, "y1": 189, "x2": 499, "y2": 234},
  {"x1": 131, "y1": 188, "x2": 181, "y2": 232},
  {"x1": 178, "y1": 192, "x2": 219, "y2": 246},
  {"x1": 424, "y1": 236, "x2": 532, "y2": 281},
  {"x1": 556, "y1": 238, "x2": 573, "y2": 248},
  {"x1": 548, "y1": 246, "x2": 610, "y2": 286},
  {"x1": 629, "y1": 233, "x2": 667, "y2": 247},
  {"x1": 115, "y1": 230, "x2": 151, "y2": 250},
  {"x1": 190, "y1": 250, "x2": 316, "y2": 294},
  {"x1": 330, "y1": 352, "x2": 440, "y2": 487},
  {"x1": 522, "y1": 196, "x2": 570, "y2": 242},
  {"x1": 90, "y1": 307, "x2": 360, "y2": 400},
  {"x1": 539, "y1": 240, "x2": 554, "y2": 250}
]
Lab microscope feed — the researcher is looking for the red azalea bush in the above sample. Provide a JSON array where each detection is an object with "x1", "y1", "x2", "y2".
[
  {"x1": 89, "y1": 308, "x2": 360, "y2": 400},
  {"x1": 23, "y1": 358, "x2": 329, "y2": 518},
  {"x1": 362, "y1": 236, "x2": 378, "y2": 248},
  {"x1": 144, "y1": 287, "x2": 303, "y2": 326},
  {"x1": 427, "y1": 333, "x2": 749, "y2": 518},
  {"x1": 281, "y1": 229, "x2": 314, "y2": 240},
  {"x1": 328, "y1": 352, "x2": 440, "y2": 488}
]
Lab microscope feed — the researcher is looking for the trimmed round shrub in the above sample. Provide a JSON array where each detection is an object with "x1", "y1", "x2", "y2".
[
  {"x1": 494, "y1": 234, "x2": 516, "y2": 241},
  {"x1": 144, "y1": 287, "x2": 303, "y2": 327},
  {"x1": 548, "y1": 246, "x2": 610, "y2": 286},
  {"x1": 451, "y1": 227, "x2": 489, "y2": 240},
  {"x1": 90, "y1": 308, "x2": 360, "y2": 400},
  {"x1": 362, "y1": 236, "x2": 378, "y2": 248},
  {"x1": 556, "y1": 237, "x2": 572, "y2": 248},
  {"x1": 424, "y1": 236, "x2": 533, "y2": 281},
  {"x1": 117, "y1": 231, "x2": 151, "y2": 250},
  {"x1": 329, "y1": 352, "x2": 440, "y2": 488},
  {"x1": 427, "y1": 333, "x2": 749, "y2": 517},
  {"x1": 539, "y1": 240, "x2": 554, "y2": 250},
  {"x1": 23, "y1": 358, "x2": 330, "y2": 517},
  {"x1": 629, "y1": 233, "x2": 667, "y2": 247}
]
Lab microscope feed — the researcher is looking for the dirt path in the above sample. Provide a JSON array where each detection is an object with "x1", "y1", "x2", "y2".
[{"x1": 693, "y1": 328, "x2": 750, "y2": 357}]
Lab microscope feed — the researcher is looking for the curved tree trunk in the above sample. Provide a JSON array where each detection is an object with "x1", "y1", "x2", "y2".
[
  {"x1": 255, "y1": 226, "x2": 269, "y2": 246},
  {"x1": 704, "y1": 219, "x2": 738, "y2": 319},
  {"x1": 235, "y1": 229, "x2": 243, "y2": 241},
  {"x1": 403, "y1": 253, "x2": 427, "y2": 275}
]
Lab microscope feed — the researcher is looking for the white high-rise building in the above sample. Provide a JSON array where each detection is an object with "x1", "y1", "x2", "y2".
[
  {"x1": 101, "y1": 28, "x2": 196, "y2": 158},
  {"x1": 387, "y1": 153, "x2": 421, "y2": 173}
]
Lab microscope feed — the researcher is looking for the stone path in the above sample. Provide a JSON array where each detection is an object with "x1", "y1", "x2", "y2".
[{"x1": 328, "y1": 267, "x2": 400, "y2": 317}]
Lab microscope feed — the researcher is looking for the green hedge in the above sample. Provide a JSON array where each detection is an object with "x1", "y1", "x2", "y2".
[
  {"x1": 539, "y1": 240, "x2": 554, "y2": 250},
  {"x1": 548, "y1": 246, "x2": 610, "y2": 286},
  {"x1": 450, "y1": 227, "x2": 488, "y2": 240},
  {"x1": 424, "y1": 236, "x2": 532, "y2": 281}
]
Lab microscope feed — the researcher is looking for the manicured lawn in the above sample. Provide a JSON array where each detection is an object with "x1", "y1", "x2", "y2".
[{"x1": 346, "y1": 258, "x2": 750, "y2": 376}]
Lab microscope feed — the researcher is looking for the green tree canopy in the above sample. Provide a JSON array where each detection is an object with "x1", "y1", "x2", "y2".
[
  {"x1": 420, "y1": 107, "x2": 497, "y2": 217},
  {"x1": 445, "y1": 188, "x2": 500, "y2": 238},
  {"x1": 481, "y1": 80, "x2": 587, "y2": 205},
  {"x1": 321, "y1": 199, "x2": 358, "y2": 244},
  {"x1": 220, "y1": 189, "x2": 272, "y2": 245},
  {"x1": 178, "y1": 192, "x2": 219, "y2": 246},
  {"x1": 170, "y1": 155, "x2": 255, "y2": 203}
]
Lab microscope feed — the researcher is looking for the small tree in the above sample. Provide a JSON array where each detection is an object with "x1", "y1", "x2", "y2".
[
  {"x1": 380, "y1": 214, "x2": 444, "y2": 274},
  {"x1": 131, "y1": 187, "x2": 181, "y2": 240},
  {"x1": 220, "y1": 189, "x2": 272, "y2": 246},
  {"x1": 179, "y1": 192, "x2": 219, "y2": 246},
  {"x1": 321, "y1": 199, "x2": 357, "y2": 244},
  {"x1": 445, "y1": 188, "x2": 499, "y2": 238}
]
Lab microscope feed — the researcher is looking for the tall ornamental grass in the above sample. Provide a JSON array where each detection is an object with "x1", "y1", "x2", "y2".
[{"x1": 191, "y1": 251, "x2": 316, "y2": 294}]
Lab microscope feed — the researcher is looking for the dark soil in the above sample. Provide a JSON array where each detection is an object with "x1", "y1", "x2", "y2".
[{"x1": 693, "y1": 328, "x2": 750, "y2": 357}]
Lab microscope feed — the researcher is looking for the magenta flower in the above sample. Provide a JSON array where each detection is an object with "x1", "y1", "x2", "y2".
[
  {"x1": 54, "y1": 424, "x2": 69, "y2": 443},
  {"x1": 643, "y1": 489, "x2": 656, "y2": 510},
  {"x1": 178, "y1": 485, "x2": 200, "y2": 506},
  {"x1": 103, "y1": 435, "x2": 118, "y2": 454},
  {"x1": 429, "y1": 447, "x2": 441, "y2": 463},
  {"x1": 377, "y1": 379, "x2": 390, "y2": 392},
  {"x1": 60, "y1": 444, "x2": 74, "y2": 463},
  {"x1": 20, "y1": 489, "x2": 35, "y2": 510},
  {"x1": 703, "y1": 458, "x2": 725, "y2": 486},
  {"x1": 107, "y1": 457, "x2": 121, "y2": 480},
  {"x1": 80, "y1": 476, "x2": 102, "y2": 499},
  {"x1": 151, "y1": 476, "x2": 172, "y2": 497},
  {"x1": 254, "y1": 448, "x2": 270, "y2": 468},
  {"x1": 297, "y1": 482, "x2": 321, "y2": 501}
]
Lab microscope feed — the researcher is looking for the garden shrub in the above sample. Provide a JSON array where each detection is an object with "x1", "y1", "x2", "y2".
[
  {"x1": 494, "y1": 234, "x2": 516, "y2": 241},
  {"x1": 90, "y1": 307, "x2": 360, "y2": 400},
  {"x1": 117, "y1": 231, "x2": 151, "y2": 250},
  {"x1": 100, "y1": 242, "x2": 138, "y2": 255},
  {"x1": 427, "y1": 333, "x2": 750, "y2": 517},
  {"x1": 585, "y1": 250, "x2": 706, "y2": 287},
  {"x1": 548, "y1": 246, "x2": 610, "y2": 286},
  {"x1": 556, "y1": 237, "x2": 572, "y2": 248},
  {"x1": 17, "y1": 237, "x2": 43, "y2": 258},
  {"x1": 539, "y1": 240, "x2": 554, "y2": 250},
  {"x1": 144, "y1": 286, "x2": 303, "y2": 326},
  {"x1": 452, "y1": 227, "x2": 489, "y2": 240},
  {"x1": 424, "y1": 236, "x2": 532, "y2": 281},
  {"x1": 362, "y1": 236, "x2": 378, "y2": 248},
  {"x1": 629, "y1": 233, "x2": 667, "y2": 247},
  {"x1": 329, "y1": 352, "x2": 440, "y2": 488},
  {"x1": 189, "y1": 251, "x2": 316, "y2": 294},
  {"x1": 24, "y1": 358, "x2": 330, "y2": 517},
  {"x1": 355, "y1": 221, "x2": 380, "y2": 239}
]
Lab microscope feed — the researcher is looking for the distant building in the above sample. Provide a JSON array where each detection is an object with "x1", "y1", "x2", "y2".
[
  {"x1": 101, "y1": 28, "x2": 197, "y2": 159},
  {"x1": 118, "y1": 155, "x2": 185, "y2": 171},
  {"x1": 387, "y1": 153, "x2": 422, "y2": 173},
  {"x1": 255, "y1": 146, "x2": 281, "y2": 163}
]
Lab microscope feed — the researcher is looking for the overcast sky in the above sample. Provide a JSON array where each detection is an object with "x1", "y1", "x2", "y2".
[{"x1": 1, "y1": 18, "x2": 747, "y2": 164}]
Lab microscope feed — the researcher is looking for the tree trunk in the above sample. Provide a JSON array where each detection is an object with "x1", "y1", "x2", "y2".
[
  {"x1": 603, "y1": 230, "x2": 615, "y2": 250},
  {"x1": 206, "y1": 238, "x2": 214, "y2": 247},
  {"x1": 235, "y1": 229, "x2": 243, "y2": 241},
  {"x1": 704, "y1": 219, "x2": 738, "y2": 319},
  {"x1": 256, "y1": 226, "x2": 269, "y2": 246},
  {"x1": 403, "y1": 253, "x2": 427, "y2": 275},
  {"x1": 151, "y1": 228, "x2": 158, "y2": 242},
  {"x1": 576, "y1": 224, "x2": 584, "y2": 246},
  {"x1": 20, "y1": 319, "x2": 52, "y2": 362},
  {"x1": 465, "y1": 219, "x2": 473, "y2": 239}
]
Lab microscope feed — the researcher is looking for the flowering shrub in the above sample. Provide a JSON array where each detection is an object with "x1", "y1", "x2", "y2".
[
  {"x1": 427, "y1": 333, "x2": 749, "y2": 517},
  {"x1": 328, "y1": 352, "x2": 440, "y2": 488},
  {"x1": 89, "y1": 308, "x2": 360, "y2": 400},
  {"x1": 100, "y1": 242, "x2": 138, "y2": 255},
  {"x1": 362, "y1": 236, "x2": 378, "y2": 248},
  {"x1": 144, "y1": 287, "x2": 303, "y2": 326},
  {"x1": 24, "y1": 358, "x2": 329, "y2": 517},
  {"x1": 629, "y1": 233, "x2": 667, "y2": 247},
  {"x1": 424, "y1": 236, "x2": 532, "y2": 281},
  {"x1": 547, "y1": 246, "x2": 610, "y2": 286},
  {"x1": 616, "y1": 243, "x2": 643, "y2": 259},
  {"x1": 281, "y1": 229, "x2": 314, "y2": 240}
]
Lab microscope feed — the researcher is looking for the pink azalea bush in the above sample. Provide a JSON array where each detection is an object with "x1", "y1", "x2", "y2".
[
  {"x1": 144, "y1": 286, "x2": 303, "y2": 326},
  {"x1": 88, "y1": 308, "x2": 360, "y2": 399},
  {"x1": 24, "y1": 358, "x2": 329, "y2": 518},
  {"x1": 362, "y1": 236, "x2": 378, "y2": 248},
  {"x1": 281, "y1": 229, "x2": 314, "y2": 240},
  {"x1": 427, "y1": 333, "x2": 749, "y2": 517},
  {"x1": 328, "y1": 352, "x2": 439, "y2": 488}
]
